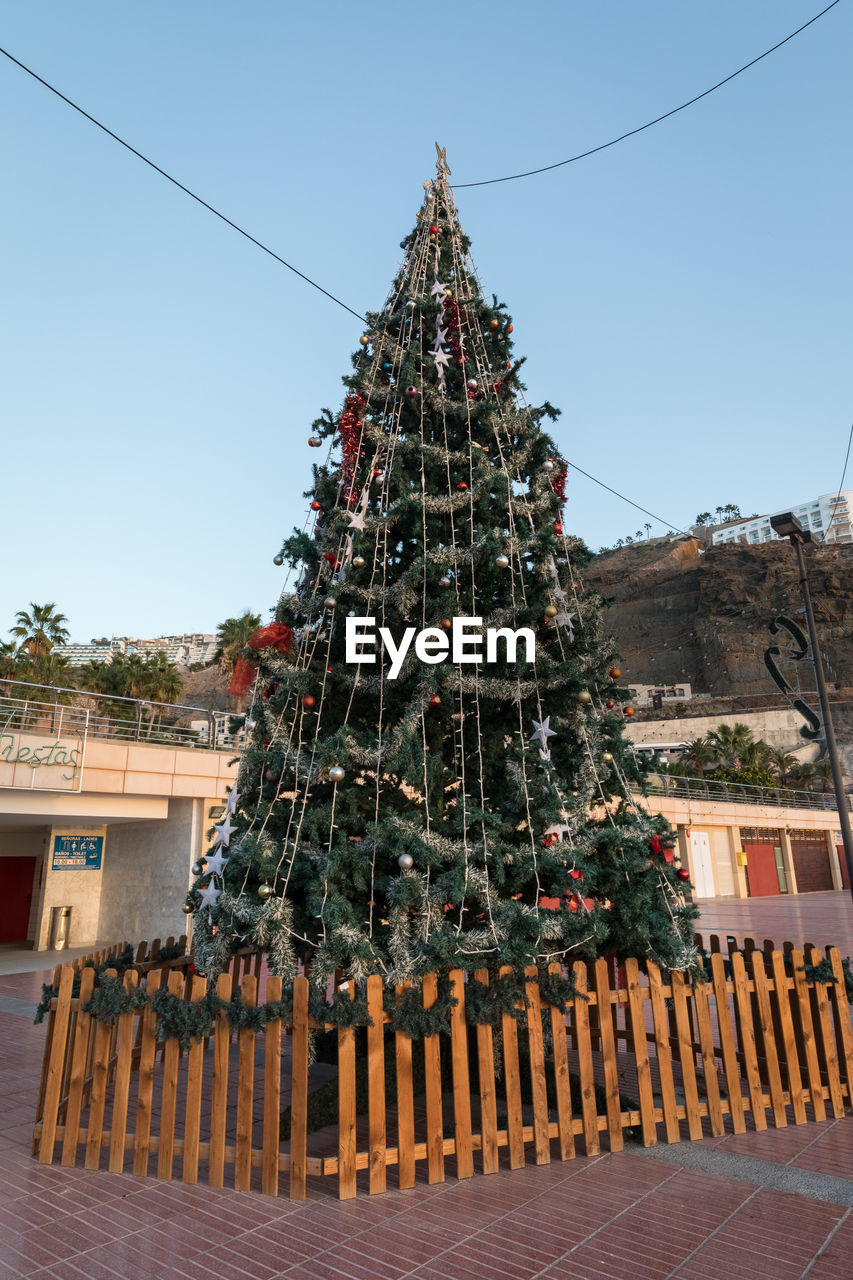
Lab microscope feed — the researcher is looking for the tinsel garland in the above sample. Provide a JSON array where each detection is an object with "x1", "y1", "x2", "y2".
[
  {"x1": 551, "y1": 463, "x2": 568, "y2": 502},
  {"x1": 34, "y1": 963, "x2": 600, "y2": 1043},
  {"x1": 34, "y1": 943, "x2": 188, "y2": 1022},
  {"x1": 337, "y1": 392, "x2": 366, "y2": 505}
]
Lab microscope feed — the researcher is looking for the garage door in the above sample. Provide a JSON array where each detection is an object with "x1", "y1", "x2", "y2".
[
  {"x1": 790, "y1": 831, "x2": 834, "y2": 893},
  {"x1": 741, "y1": 828, "x2": 784, "y2": 897}
]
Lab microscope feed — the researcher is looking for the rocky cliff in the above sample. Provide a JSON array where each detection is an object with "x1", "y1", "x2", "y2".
[{"x1": 584, "y1": 538, "x2": 853, "y2": 698}]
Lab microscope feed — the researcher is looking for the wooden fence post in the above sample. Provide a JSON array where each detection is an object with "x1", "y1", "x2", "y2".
[
  {"x1": 366, "y1": 974, "x2": 387, "y2": 1195},
  {"x1": 261, "y1": 976, "x2": 283, "y2": 1197},
  {"x1": 394, "y1": 983, "x2": 416, "y2": 1190},
  {"x1": 289, "y1": 976, "x2": 309, "y2": 1201},
  {"x1": 37, "y1": 965, "x2": 75, "y2": 1165},
  {"x1": 473, "y1": 970, "x2": 499, "y2": 1174},
  {"x1": 235, "y1": 973, "x2": 257, "y2": 1192}
]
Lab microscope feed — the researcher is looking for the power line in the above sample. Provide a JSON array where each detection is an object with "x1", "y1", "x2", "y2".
[
  {"x1": 0, "y1": 41, "x2": 805, "y2": 545},
  {"x1": 565, "y1": 460, "x2": 688, "y2": 536},
  {"x1": 823, "y1": 420, "x2": 853, "y2": 538},
  {"x1": 453, "y1": 1, "x2": 841, "y2": 188},
  {"x1": 0, "y1": 44, "x2": 367, "y2": 323}
]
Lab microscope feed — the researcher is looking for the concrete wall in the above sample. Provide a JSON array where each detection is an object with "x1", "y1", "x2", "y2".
[
  {"x1": 97, "y1": 798, "x2": 205, "y2": 945},
  {"x1": 626, "y1": 707, "x2": 820, "y2": 758},
  {"x1": 34, "y1": 824, "x2": 107, "y2": 949}
]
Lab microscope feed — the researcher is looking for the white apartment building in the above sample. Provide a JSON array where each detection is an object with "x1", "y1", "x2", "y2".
[
  {"x1": 711, "y1": 491, "x2": 853, "y2": 547},
  {"x1": 56, "y1": 633, "x2": 218, "y2": 669}
]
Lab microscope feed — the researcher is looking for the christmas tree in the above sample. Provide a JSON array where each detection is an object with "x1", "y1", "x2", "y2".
[{"x1": 189, "y1": 149, "x2": 697, "y2": 991}]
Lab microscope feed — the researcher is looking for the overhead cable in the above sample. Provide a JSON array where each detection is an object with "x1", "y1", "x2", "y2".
[{"x1": 453, "y1": 1, "x2": 841, "y2": 188}]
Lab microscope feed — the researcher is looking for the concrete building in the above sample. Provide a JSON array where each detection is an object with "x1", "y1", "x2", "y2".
[
  {"x1": 626, "y1": 682, "x2": 692, "y2": 708},
  {"x1": 0, "y1": 706, "x2": 236, "y2": 950},
  {"x1": 56, "y1": 633, "x2": 218, "y2": 669},
  {"x1": 711, "y1": 491, "x2": 853, "y2": 547}
]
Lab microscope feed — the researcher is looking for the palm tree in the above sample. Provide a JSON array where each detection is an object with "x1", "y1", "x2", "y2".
[
  {"x1": 11, "y1": 603, "x2": 70, "y2": 659},
  {"x1": 714, "y1": 506, "x2": 725, "y2": 525},
  {"x1": 788, "y1": 762, "x2": 817, "y2": 792},
  {"x1": 214, "y1": 612, "x2": 262, "y2": 678},
  {"x1": 810, "y1": 759, "x2": 837, "y2": 794},
  {"x1": 694, "y1": 512, "x2": 713, "y2": 527},
  {"x1": 766, "y1": 747, "x2": 799, "y2": 787},
  {"x1": 643, "y1": 522, "x2": 652, "y2": 539},
  {"x1": 0, "y1": 640, "x2": 19, "y2": 682},
  {"x1": 681, "y1": 737, "x2": 716, "y2": 775},
  {"x1": 706, "y1": 723, "x2": 756, "y2": 772}
]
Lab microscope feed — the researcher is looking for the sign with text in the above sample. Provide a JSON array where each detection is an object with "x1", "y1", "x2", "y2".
[
  {"x1": 0, "y1": 713, "x2": 86, "y2": 792},
  {"x1": 51, "y1": 835, "x2": 103, "y2": 871}
]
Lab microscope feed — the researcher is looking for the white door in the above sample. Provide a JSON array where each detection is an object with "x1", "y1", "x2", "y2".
[{"x1": 689, "y1": 831, "x2": 716, "y2": 898}]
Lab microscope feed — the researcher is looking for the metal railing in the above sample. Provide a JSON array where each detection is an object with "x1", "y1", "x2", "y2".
[
  {"x1": 644, "y1": 772, "x2": 852, "y2": 813},
  {"x1": 0, "y1": 678, "x2": 233, "y2": 751}
]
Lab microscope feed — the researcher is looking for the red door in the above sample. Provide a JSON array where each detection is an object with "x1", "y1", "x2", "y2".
[
  {"x1": 838, "y1": 843, "x2": 850, "y2": 891},
  {"x1": 0, "y1": 857, "x2": 37, "y2": 942},
  {"x1": 743, "y1": 841, "x2": 781, "y2": 897}
]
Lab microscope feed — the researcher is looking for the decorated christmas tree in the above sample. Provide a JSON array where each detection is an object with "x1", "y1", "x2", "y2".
[{"x1": 188, "y1": 150, "x2": 697, "y2": 991}]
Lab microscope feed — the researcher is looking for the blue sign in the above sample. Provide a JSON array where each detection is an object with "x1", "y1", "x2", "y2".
[{"x1": 52, "y1": 835, "x2": 103, "y2": 870}]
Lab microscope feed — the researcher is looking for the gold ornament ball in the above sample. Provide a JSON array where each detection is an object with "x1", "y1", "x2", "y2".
[
  {"x1": 577, "y1": 689, "x2": 592, "y2": 704},
  {"x1": 181, "y1": 902, "x2": 193, "y2": 915},
  {"x1": 602, "y1": 751, "x2": 613, "y2": 764},
  {"x1": 258, "y1": 883, "x2": 273, "y2": 900},
  {"x1": 544, "y1": 604, "x2": 558, "y2": 618},
  {"x1": 359, "y1": 334, "x2": 370, "y2": 346},
  {"x1": 352, "y1": 555, "x2": 365, "y2": 568},
  {"x1": 324, "y1": 597, "x2": 337, "y2": 609},
  {"x1": 610, "y1": 667, "x2": 622, "y2": 679},
  {"x1": 489, "y1": 319, "x2": 499, "y2": 331}
]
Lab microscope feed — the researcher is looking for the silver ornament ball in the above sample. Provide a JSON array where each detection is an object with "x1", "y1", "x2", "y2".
[
  {"x1": 398, "y1": 852, "x2": 414, "y2": 870},
  {"x1": 439, "y1": 575, "x2": 451, "y2": 587},
  {"x1": 329, "y1": 765, "x2": 345, "y2": 783},
  {"x1": 542, "y1": 459, "x2": 555, "y2": 472},
  {"x1": 495, "y1": 554, "x2": 510, "y2": 569},
  {"x1": 273, "y1": 554, "x2": 284, "y2": 566}
]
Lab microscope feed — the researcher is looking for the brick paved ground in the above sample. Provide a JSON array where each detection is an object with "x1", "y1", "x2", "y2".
[
  {"x1": 695, "y1": 890, "x2": 853, "y2": 955},
  {"x1": 3, "y1": 945, "x2": 853, "y2": 1279}
]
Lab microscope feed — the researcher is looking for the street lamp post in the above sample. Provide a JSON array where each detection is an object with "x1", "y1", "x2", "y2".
[{"x1": 770, "y1": 512, "x2": 853, "y2": 897}]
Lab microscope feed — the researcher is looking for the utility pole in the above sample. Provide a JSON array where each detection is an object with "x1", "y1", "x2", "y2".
[{"x1": 771, "y1": 513, "x2": 853, "y2": 898}]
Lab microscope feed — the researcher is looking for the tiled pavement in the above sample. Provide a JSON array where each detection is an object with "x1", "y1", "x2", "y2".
[{"x1": 2, "y1": 940, "x2": 853, "y2": 1278}]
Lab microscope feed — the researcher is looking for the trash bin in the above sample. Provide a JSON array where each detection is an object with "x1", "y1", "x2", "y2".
[{"x1": 50, "y1": 906, "x2": 72, "y2": 951}]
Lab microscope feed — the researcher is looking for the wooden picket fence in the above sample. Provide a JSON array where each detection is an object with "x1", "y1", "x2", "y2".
[{"x1": 32, "y1": 934, "x2": 853, "y2": 1201}]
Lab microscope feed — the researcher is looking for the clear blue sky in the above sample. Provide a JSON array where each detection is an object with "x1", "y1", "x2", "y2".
[{"x1": 1, "y1": 2, "x2": 849, "y2": 642}]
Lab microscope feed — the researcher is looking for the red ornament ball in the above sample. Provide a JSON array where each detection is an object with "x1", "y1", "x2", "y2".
[
  {"x1": 429, "y1": 224, "x2": 438, "y2": 236},
  {"x1": 302, "y1": 695, "x2": 315, "y2": 709},
  {"x1": 374, "y1": 467, "x2": 383, "y2": 477},
  {"x1": 606, "y1": 699, "x2": 616, "y2": 709},
  {"x1": 440, "y1": 618, "x2": 452, "y2": 630},
  {"x1": 310, "y1": 500, "x2": 322, "y2": 511},
  {"x1": 507, "y1": 323, "x2": 514, "y2": 333},
  {"x1": 624, "y1": 706, "x2": 635, "y2": 717},
  {"x1": 554, "y1": 522, "x2": 563, "y2": 535},
  {"x1": 457, "y1": 481, "x2": 468, "y2": 492},
  {"x1": 676, "y1": 868, "x2": 690, "y2": 882},
  {"x1": 610, "y1": 667, "x2": 621, "y2": 679},
  {"x1": 428, "y1": 694, "x2": 441, "y2": 706}
]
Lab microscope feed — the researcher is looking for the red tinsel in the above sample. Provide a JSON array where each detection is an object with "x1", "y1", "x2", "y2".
[
  {"x1": 323, "y1": 552, "x2": 340, "y2": 569},
  {"x1": 649, "y1": 834, "x2": 662, "y2": 855},
  {"x1": 443, "y1": 297, "x2": 465, "y2": 368},
  {"x1": 551, "y1": 462, "x2": 568, "y2": 503},
  {"x1": 338, "y1": 392, "x2": 366, "y2": 506},
  {"x1": 229, "y1": 623, "x2": 293, "y2": 698}
]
